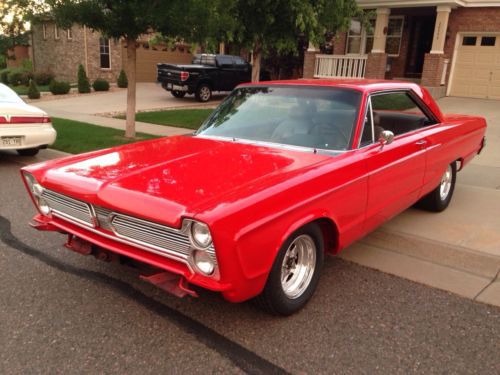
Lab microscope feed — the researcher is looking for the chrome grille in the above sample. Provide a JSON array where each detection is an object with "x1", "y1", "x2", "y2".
[
  {"x1": 42, "y1": 190, "x2": 93, "y2": 227},
  {"x1": 111, "y1": 214, "x2": 193, "y2": 257}
]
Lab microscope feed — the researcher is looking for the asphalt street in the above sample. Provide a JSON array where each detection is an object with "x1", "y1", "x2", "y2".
[{"x1": 1, "y1": 151, "x2": 499, "y2": 374}]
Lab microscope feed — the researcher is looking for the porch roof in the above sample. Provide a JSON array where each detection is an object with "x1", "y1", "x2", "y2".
[{"x1": 356, "y1": 0, "x2": 500, "y2": 8}]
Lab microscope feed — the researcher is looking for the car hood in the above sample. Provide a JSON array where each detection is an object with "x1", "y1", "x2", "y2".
[
  {"x1": 32, "y1": 136, "x2": 331, "y2": 227},
  {"x1": 0, "y1": 101, "x2": 47, "y2": 117}
]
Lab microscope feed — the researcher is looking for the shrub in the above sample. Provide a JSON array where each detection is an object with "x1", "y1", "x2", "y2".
[
  {"x1": 92, "y1": 78, "x2": 110, "y2": 91},
  {"x1": 21, "y1": 59, "x2": 33, "y2": 71},
  {"x1": 19, "y1": 70, "x2": 34, "y2": 86},
  {"x1": 49, "y1": 80, "x2": 71, "y2": 95},
  {"x1": 0, "y1": 69, "x2": 9, "y2": 84},
  {"x1": 34, "y1": 71, "x2": 55, "y2": 86},
  {"x1": 77, "y1": 64, "x2": 90, "y2": 93},
  {"x1": 7, "y1": 68, "x2": 33, "y2": 86},
  {"x1": 117, "y1": 69, "x2": 128, "y2": 88},
  {"x1": 27, "y1": 79, "x2": 40, "y2": 99}
]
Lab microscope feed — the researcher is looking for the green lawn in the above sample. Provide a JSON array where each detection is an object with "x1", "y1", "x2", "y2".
[
  {"x1": 11, "y1": 84, "x2": 50, "y2": 95},
  {"x1": 52, "y1": 118, "x2": 158, "y2": 154},
  {"x1": 116, "y1": 108, "x2": 213, "y2": 130}
]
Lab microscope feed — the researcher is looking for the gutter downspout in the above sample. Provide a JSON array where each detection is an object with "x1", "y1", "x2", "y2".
[{"x1": 83, "y1": 25, "x2": 89, "y2": 75}]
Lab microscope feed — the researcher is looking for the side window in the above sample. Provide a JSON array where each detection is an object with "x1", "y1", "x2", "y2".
[
  {"x1": 217, "y1": 56, "x2": 234, "y2": 67},
  {"x1": 370, "y1": 92, "x2": 435, "y2": 137}
]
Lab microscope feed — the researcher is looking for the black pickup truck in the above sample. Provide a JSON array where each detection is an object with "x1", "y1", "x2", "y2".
[{"x1": 157, "y1": 54, "x2": 252, "y2": 102}]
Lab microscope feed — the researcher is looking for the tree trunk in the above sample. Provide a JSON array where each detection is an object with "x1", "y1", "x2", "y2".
[
  {"x1": 251, "y1": 41, "x2": 262, "y2": 83},
  {"x1": 125, "y1": 37, "x2": 137, "y2": 138}
]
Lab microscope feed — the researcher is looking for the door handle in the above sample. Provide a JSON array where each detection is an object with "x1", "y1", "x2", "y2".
[{"x1": 415, "y1": 139, "x2": 428, "y2": 146}]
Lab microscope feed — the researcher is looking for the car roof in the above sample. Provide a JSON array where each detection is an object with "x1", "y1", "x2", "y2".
[{"x1": 242, "y1": 79, "x2": 422, "y2": 94}]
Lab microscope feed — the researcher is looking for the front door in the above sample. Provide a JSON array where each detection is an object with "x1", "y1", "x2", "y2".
[
  {"x1": 359, "y1": 91, "x2": 436, "y2": 234},
  {"x1": 405, "y1": 16, "x2": 435, "y2": 78}
]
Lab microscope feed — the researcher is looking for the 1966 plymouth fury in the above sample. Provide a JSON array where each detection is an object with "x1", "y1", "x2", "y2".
[{"x1": 21, "y1": 80, "x2": 486, "y2": 315}]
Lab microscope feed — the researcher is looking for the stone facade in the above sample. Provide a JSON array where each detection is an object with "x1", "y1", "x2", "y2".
[{"x1": 32, "y1": 22, "x2": 122, "y2": 83}]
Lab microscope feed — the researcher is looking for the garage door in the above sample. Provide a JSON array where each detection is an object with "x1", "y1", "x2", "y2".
[
  {"x1": 122, "y1": 44, "x2": 193, "y2": 82},
  {"x1": 449, "y1": 34, "x2": 500, "y2": 99}
]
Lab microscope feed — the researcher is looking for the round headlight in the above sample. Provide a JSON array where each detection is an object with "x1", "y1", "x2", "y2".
[
  {"x1": 191, "y1": 222, "x2": 212, "y2": 248},
  {"x1": 37, "y1": 197, "x2": 51, "y2": 216},
  {"x1": 33, "y1": 183, "x2": 44, "y2": 197},
  {"x1": 193, "y1": 250, "x2": 215, "y2": 275}
]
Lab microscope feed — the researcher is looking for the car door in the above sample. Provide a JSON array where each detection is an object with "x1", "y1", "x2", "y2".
[
  {"x1": 216, "y1": 56, "x2": 237, "y2": 91},
  {"x1": 359, "y1": 91, "x2": 435, "y2": 234}
]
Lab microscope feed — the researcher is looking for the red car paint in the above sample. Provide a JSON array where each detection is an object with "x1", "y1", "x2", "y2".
[{"x1": 21, "y1": 80, "x2": 487, "y2": 303}]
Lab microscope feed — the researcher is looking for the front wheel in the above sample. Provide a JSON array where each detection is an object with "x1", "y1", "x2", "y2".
[
  {"x1": 17, "y1": 148, "x2": 39, "y2": 156},
  {"x1": 171, "y1": 90, "x2": 186, "y2": 98},
  {"x1": 195, "y1": 84, "x2": 212, "y2": 102},
  {"x1": 256, "y1": 223, "x2": 324, "y2": 315},
  {"x1": 416, "y1": 161, "x2": 457, "y2": 212}
]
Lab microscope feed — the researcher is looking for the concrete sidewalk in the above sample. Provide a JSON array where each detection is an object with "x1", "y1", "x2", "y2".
[{"x1": 36, "y1": 82, "x2": 220, "y2": 137}]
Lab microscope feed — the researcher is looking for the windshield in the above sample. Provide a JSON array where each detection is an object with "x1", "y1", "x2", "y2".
[
  {"x1": 0, "y1": 83, "x2": 24, "y2": 104},
  {"x1": 196, "y1": 86, "x2": 361, "y2": 151}
]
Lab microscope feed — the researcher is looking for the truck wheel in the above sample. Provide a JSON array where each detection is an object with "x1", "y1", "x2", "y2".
[
  {"x1": 416, "y1": 161, "x2": 457, "y2": 212},
  {"x1": 195, "y1": 84, "x2": 212, "y2": 102},
  {"x1": 171, "y1": 90, "x2": 186, "y2": 99},
  {"x1": 17, "y1": 148, "x2": 39, "y2": 156},
  {"x1": 256, "y1": 223, "x2": 324, "y2": 316}
]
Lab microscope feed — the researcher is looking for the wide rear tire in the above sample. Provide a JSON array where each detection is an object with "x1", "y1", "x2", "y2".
[
  {"x1": 256, "y1": 223, "x2": 324, "y2": 316},
  {"x1": 195, "y1": 84, "x2": 212, "y2": 102},
  {"x1": 416, "y1": 161, "x2": 456, "y2": 212}
]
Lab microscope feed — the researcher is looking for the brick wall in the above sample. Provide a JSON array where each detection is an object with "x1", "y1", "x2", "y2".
[
  {"x1": 303, "y1": 51, "x2": 318, "y2": 79},
  {"x1": 32, "y1": 22, "x2": 122, "y2": 83},
  {"x1": 365, "y1": 53, "x2": 387, "y2": 79},
  {"x1": 333, "y1": 32, "x2": 347, "y2": 55}
]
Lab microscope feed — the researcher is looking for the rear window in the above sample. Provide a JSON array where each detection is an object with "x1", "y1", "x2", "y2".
[{"x1": 192, "y1": 54, "x2": 216, "y2": 66}]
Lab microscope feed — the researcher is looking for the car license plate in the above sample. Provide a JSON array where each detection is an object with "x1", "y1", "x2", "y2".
[
  {"x1": 167, "y1": 83, "x2": 173, "y2": 89},
  {"x1": 2, "y1": 136, "x2": 22, "y2": 146}
]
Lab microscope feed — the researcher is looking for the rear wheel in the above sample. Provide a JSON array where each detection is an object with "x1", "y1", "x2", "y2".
[
  {"x1": 257, "y1": 223, "x2": 324, "y2": 315},
  {"x1": 171, "y1": 90, "x2": 186, "y2": 98},
  {"x1": 17, "y1": 148, "x2": 39, "y2": 156},
  {"x1": 417, "y1": 161, "x2": 457, "y2": 212},
  {"x1": 195, "y1": 84, "x2": 212, "y2": 102}
]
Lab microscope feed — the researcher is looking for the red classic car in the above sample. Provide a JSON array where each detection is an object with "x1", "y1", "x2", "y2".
[{"x1": 21, "y1": 80, "x2": 486, "y2": 315}]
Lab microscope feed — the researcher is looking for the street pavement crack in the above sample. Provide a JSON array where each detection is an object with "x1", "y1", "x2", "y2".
[{"x1": 0, "y1": 215, "x2": 289, "y2": 375}]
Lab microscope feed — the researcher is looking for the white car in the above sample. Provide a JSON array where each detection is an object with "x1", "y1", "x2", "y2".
[{"x1": 0, "y1": 83, "x2": 56, "y2": 156}]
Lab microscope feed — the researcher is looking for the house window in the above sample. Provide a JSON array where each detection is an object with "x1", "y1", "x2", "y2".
[
  {"x1": 481, "y1": 36, "x2": 496, "y2": 46},
  {"x1": 346, "y1": 16, "x2": 404, "y2": 56},
  {"x1": 42, "y1": 24, "x2": 47, "y2": 40},
  {"x1": 99, "y1": 38, "x2": 111, "y2": 69},
  {"x1": 54, "y1": 25, "x2": 60, "y2": 40},
  {"x1": 67, "y1": 28, "x2": 73, "y2": 40}
]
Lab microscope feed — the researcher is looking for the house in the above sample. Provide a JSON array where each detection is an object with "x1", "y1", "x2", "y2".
[
  {"x1": 30, "y1": 22, "x2": 192, "y2": 83},
  {"x1": 303, "y1": 0, "x2": 500, "y2": 99}
]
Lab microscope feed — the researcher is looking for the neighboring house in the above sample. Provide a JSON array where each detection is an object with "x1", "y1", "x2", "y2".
[
  {"x1": 30, "y1": 22, "x2": 192, "y2": 83},
  {"x1": 303, "y1": 0, "x2": 500, "y2": 99}
]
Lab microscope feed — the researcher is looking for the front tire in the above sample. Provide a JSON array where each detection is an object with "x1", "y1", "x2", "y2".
[
  {"x1": 417, "y1": 161, "x2": 457, "y2": 212},
  {"x1": 171, "y1": 90, "x2": 186, "y2": 98},
  {"x1": 257, "y1": 223, "x2": 324, "y2": 316},
  {"x1": 17, "y1": 148, "x2": 39, "y2": 156},
  {"x1": 195, "y1": 84, "x2": 212, "y2": 102}
]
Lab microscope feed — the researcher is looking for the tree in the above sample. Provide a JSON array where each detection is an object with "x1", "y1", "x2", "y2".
[
  {"x1": 217, "y1": 0, "x2": 362, "y2": 82},
  {"x1": 77, "y1": 64, "x2": 90, "y2": 93},
  {"x1": 47, "y1": 0, "x2": 179, "y2": 138}
]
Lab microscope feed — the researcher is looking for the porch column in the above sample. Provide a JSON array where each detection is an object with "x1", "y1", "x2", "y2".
[
  {"x1": 219, "y1": 42, "x2": 225, "y2": 55},
  {"x1": 430, "y1": 6, "x2": 451, "y2": 54},
  {"x1": 372, "y1": 8, "x2": 390, "y2": 53},
  {"x1": 303, "y1": 42, "x2": 320, "y2": 79},
  {"x1": 365, "y1": 8, "x2": 390, "y2": 79}
]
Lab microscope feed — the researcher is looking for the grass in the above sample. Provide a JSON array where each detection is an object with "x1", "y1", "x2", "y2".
[
  {"x1": 10, "y1": 84, "x2": 50, "y2": 95},
  {"x1": 51, "y1": 118, "x2": 158, "y2": 154},
  {"x1": 115, "y1": 108, "x2": 214, "y2": 130}
]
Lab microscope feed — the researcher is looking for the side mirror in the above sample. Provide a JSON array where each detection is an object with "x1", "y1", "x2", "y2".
[{"x1": 378, "y1": 130, "x2": 394, "y2": 148}]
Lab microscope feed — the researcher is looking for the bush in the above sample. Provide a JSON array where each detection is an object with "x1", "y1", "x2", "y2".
[
  {"x1": 7, "y1": 68, "x2": 33, "y2": 86},
  {"x1": 92, "y1": 78, "x2": 110, "y2": 91},
  {"x1": 117, "y1": 69, "x2": 128, "y2": 88},
  {"x1": 0, "y1": 69, "x2": 9, "y2": 84},
  {"x1": 27, "y1": 79, "x2": 40, "y2": 99},
  {"x1": 34, "y1": 71, "x2": 55, "y2": 86},
  {"x1": 77, "y1": 64, "x2": 90, "y2": 93},
  {"x1": 49, "y1": 80, "x2": 71, "y2": 95}
]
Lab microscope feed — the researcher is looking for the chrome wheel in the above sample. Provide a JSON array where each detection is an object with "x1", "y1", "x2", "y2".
[
  {"x1": 198, "y1": 86, "x2": 211, "y2": 102},
  {"x1": 280, "y1": 234, "x2": 316, "y2": 299},
  {"x1": 440, "y1": 165, "x2": 453, "y2": 200}
]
